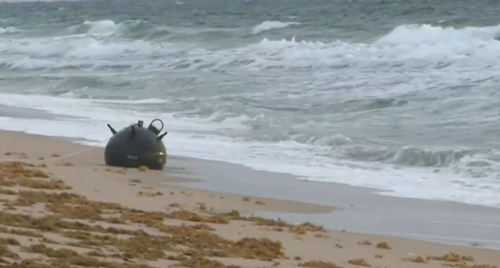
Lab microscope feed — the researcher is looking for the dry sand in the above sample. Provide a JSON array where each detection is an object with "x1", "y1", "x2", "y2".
[{"x1": 0, "y1": 129, "x2": 498, "y2": 268}]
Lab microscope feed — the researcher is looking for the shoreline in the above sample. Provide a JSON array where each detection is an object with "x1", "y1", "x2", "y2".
[
  {"x1": 2, "y1": 129, "x2": 500, "y2": 250},
  {"x1": 167, "y1": 155, "x2": 500, "y2": 251},
  {"x1": 0, "y1": 103, "x2": 497, "y2": 211},
  {"x1": 0, "y1": 129, "x2": 499, "y2": 267}
]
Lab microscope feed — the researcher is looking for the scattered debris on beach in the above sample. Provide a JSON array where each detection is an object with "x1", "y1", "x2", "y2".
[{"x1": 0, "y1": 159, "x2": 497, "y2": 268}]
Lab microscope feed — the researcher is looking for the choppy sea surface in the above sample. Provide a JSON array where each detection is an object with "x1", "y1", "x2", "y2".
[{"x1": 2, "y1": 0, "x2": 500, "y2": 207}]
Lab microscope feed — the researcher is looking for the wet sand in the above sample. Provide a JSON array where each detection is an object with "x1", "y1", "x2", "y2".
[{"x1": 174, "y1": 156, "x2": 500, "y2": 250}]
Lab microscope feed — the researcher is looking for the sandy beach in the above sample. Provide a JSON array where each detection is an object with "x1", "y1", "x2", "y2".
[{"x1": 0, "y1": 129, "x2": 498, "y2": 268}]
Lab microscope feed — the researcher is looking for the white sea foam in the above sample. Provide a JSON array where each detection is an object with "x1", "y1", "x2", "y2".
[
  {"x1": 0, "y1": 92, "x2": 499, "y2": 209},
  {"x1": 2, "y1": 22, "x2": 500, "y2": 73},
  {"x1": 251, "y1": 20, "x2": 301, "y2": 34},
  {"x1": 0, "y1": 27, "x2": 21, "y2": 34},
  {"x1": 1, "y1": 22, "x2": 500, "y2": 208}
]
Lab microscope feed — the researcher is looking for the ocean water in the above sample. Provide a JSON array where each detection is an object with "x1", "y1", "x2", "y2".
[{"x1": 1, "y1": 0, "x2": 500, "y2": 207}]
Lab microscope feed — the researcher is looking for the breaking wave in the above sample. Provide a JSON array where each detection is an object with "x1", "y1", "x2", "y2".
[
  {"x1": 251, "y1": 20, "x2": 301, "y2": 34},
  {"x1": 2, "y1": 19, "x2": 500, "y2": 207}
]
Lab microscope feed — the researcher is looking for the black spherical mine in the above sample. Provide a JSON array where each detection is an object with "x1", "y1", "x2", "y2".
[{"x1": 104, "y1": 119, "x2": 168, "y2": 170}]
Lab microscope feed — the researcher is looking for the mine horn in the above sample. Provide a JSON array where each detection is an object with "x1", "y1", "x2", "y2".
[
  {"x1": 157, "y1": 132, "x2": 168, "y2": 141},
  {"x1": 107, "y1": 124, "x2": 117, "y2": 135},
  {"x1": 126, "y1": 125, "x2": 136, "y2": 142}
]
